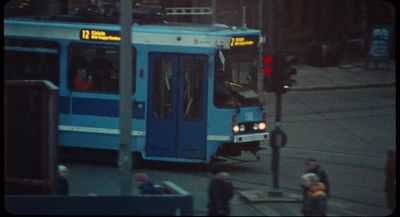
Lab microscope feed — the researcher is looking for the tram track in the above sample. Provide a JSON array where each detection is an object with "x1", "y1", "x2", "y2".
[{"x1": 268, "y1": 147, "x2": 384, "y2": 170}]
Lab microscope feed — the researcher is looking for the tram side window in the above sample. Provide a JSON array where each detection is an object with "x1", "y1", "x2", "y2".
[
  {"x1": 68, "y1": 44, "x2": 136, "y2": 93},
  {"x1": 153, "y1": 57, "x2": 173, "y2": 119},
  {"x1": 183, "y1": 60, "x2": 203, "y2": 120},
  {"x1": 4, "y1": 39, "x2": 60, "y2": 86}
]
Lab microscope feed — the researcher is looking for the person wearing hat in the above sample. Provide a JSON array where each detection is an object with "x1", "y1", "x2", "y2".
[
  {"x1": 302, "y1": 158, "x2": 330, "y2": 199},
  {"x1": 134, "y1": 173, "x2": 170, "y2": 195},
  {"x1": 207, "y1": 170, "x2": 234, "y2": 216},
  {"x1": 135, "y1": 173, "x2": 156, "y2": 194},
  {"x1": 301, "y1": 173, "x2": 327, "y2": 216}
]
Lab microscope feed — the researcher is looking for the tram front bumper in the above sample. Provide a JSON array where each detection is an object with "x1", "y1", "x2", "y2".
[{"x1": 233, "y1": 132, "x2": 269, "y2": 143}]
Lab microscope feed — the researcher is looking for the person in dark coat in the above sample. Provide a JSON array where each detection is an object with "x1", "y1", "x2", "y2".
[
  {"x1": 207, "y1": 171, "x2": 234, "y2": 216},
  {"x1": 301, "y1": 173, "x2": 327, "y2": 216},
  {"x1": 56, "y1": 165, "x2": 69, "y2": 196},
  {"x1": 384, "y1": 150, "x2": 396, "y2": 211},
  {"x1": 302, "y1": 158, "x2": 330, "y2": 199}
]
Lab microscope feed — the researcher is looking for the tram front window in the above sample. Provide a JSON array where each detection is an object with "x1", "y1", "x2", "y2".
[{"x1": 214, "y1": 50, "x2": 261, "y2": 108}]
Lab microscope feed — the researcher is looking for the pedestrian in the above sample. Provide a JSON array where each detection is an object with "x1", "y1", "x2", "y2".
[
  {"x1": 134, "y1": 173, "x2": 170, "y2": 195},
  {"x1": 384, "y1": 150, "x2": 396, "y2": 211},
  {"x1": 302, "y1": 158, "x2": 330, "y2": 199},
  {"x1": 56, "y1": 165, "x2": 69, "y2": 196},
  {"x1": 207, "y1": 170, "x2": 234, "y2": 216},
  {"x1": 301, "y1": 173, "x2": 327, "y2": 216},
  {"x1": 135, "y1": 173, "x2": 156, "y2": 194}
]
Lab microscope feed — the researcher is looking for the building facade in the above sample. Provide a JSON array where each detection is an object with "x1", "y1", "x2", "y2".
[{"x1": 5, "y1": 0, "x2": 395, "y2": 62}]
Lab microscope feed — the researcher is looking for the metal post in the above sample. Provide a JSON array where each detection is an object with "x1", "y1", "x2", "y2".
[
  {"x1": 269, "y1": 14, "x2": 285, "y2": 196},
  {"x1": 211, "y1": 0, "x2": 217, "y2": 24},
  {"x1": 275, "y1": 93, "x2": 282, "y2": 126},
  {"x1": 241, "y1": 6, "x2": 247, "y2": 30},
  {"x1": 269, "y1": 93, "x2": 282, "y2": 196},
  {"x1": 257, "y1": 0, "x2": 263, "y2": 92},
  {"x1": 68, "y1": 0, "x2": 73, "y2": 15},
  {"x1": 119, "y1": 0, "x2": 133, "y2": 196},
  {"x1": 267, "y1": 0, "x2": 275, "y2": 51}
]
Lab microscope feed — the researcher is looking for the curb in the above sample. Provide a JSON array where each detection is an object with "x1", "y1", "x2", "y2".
[
  {"x1": 239, "y1": 189, "x2": 302, "y2": 203},
  {"x1": 290, "y1": 82, "x2": 396, "y2": 91}
]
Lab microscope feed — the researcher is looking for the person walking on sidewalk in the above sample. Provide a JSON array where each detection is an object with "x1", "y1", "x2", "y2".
[
  {"x1": 384, "y1": 150, "x2": 396, "y2": 211},
  {"x1": 56, "y1": 165, "x2": 69, "y2": 196},
  {"x1": 301, "y1": 173, "x2": 327, "y2": 216},
  {"x1": 302, "y1": 158, "x2": 330, "y2": 199},
  {"x1": 207, "y1": 170, "x2": 234, "y2": 216}
]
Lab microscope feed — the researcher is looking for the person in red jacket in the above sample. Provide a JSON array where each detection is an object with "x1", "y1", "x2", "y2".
[{"x1": 74, "y1": 68, "x2": 95, "y2": 91}]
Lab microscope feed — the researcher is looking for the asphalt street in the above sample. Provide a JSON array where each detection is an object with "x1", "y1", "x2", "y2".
[{"x1": 62, "y1": 86, "x2": 396, "y2": 216}]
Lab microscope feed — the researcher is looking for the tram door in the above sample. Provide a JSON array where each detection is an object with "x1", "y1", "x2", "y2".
[{"x1": 146, "y1": 53, "x2": 208, "y2": 159}]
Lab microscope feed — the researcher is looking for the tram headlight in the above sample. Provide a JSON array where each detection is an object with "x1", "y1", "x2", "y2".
[
  {"x1": 259, "y1": 122, "x2": 266, "y2": 130},
  {"x1": 253, "y1": 123, "x2": 259, "y2": 130},
  {"x1": 239, "y1": 124, "x2": 245, "y2": 132},
  {"x1": 232, "y1": 125, "x2": 240, "y2": 133}
]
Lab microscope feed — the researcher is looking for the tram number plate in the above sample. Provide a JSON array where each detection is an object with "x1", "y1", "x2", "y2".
[{"x1": 245, "y1": 112, "x2": 254, "y2": 121}]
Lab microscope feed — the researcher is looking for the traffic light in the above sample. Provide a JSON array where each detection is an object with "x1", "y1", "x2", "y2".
[
  {"x1": 263, "y1": 53, "x2": 273, "y2": 92},
  {"x1": 269, "y1": 52, "x2": 297, "y2": 94},
  {"x1": 281, "y1": 55, "x2": 297, "y2": 93},
  {"x1": 263, "y1": 52, "x2": 297, "y2": 93},
  {"x1": 271, "y1": 52, "x2": 284, "y2": 93}
]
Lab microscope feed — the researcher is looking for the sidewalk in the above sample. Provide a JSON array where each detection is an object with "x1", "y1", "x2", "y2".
[
  {"x1": 261, "y1": 59, "x2": 396, "y2": 93},
  {"x1": 65, "y1": 162, "x2": 391, "y2": 216}
]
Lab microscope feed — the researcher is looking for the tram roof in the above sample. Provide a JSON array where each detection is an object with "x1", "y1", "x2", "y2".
[
  {"x1": 4, "y1": 18, "x2": 260, "y2": 35},
  {"x1": 4, "y1": 18, "x2": 260, "y2": 49}
]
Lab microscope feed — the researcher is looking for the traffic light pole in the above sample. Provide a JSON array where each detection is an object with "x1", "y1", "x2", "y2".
[
  {"x1": 119, "y1": 0, "x2": 133, "y2": 196},
  {"x1": 269, "y1": 92, "x2": 283, "y2": 196}
]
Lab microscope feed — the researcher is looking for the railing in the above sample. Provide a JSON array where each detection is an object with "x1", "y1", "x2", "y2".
[
  {"x1": 5, "y1": 181, "x2": 193, "y2": 215},
  {"x1": 166, "y1": 7, "x2": 212, "y2": 16}
]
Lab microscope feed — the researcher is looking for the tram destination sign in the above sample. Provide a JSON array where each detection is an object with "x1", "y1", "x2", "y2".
[
  {"x1": 230, "y1": 35, "x2": 258, "y2": 49},
  {"x1": 80, "y1": 29, "x2": 121, "y2": 42}
]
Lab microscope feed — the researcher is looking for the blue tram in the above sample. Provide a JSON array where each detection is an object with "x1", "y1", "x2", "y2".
[{"x1": 4, "y1": 14, "x2": 269, "y2": 164}]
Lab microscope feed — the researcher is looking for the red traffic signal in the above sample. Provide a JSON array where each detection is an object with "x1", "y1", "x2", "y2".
[{"x1": 263, "y1": 54, "x2": 272, "y2": 78}]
